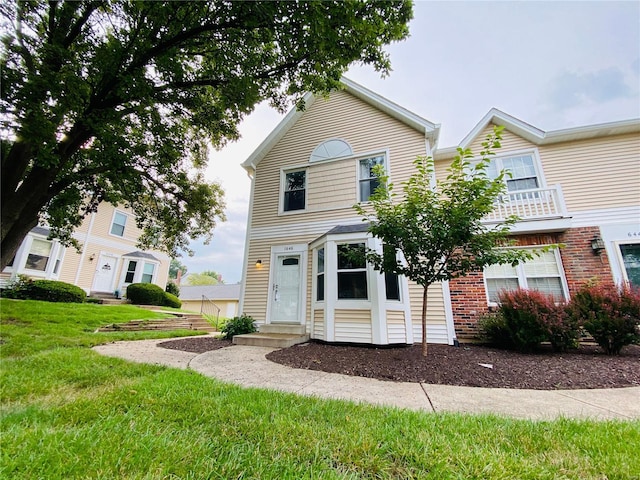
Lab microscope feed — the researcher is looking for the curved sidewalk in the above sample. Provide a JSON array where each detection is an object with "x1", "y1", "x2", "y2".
[{"x1": 93, "y1": 337, "x2": 640, "y2": 421}]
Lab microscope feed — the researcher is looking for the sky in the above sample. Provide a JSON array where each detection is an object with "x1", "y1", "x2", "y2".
[{"x1": 180, "y1": 1, "x2": 640, "y2": 284}]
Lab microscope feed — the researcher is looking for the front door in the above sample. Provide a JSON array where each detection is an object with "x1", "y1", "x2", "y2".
[
  {"x1": 92, "y1": 255, "x2": 117, "y2": 292},
  {"x1": 270, "y1": 254, "x2": 301, "y2": 323}
]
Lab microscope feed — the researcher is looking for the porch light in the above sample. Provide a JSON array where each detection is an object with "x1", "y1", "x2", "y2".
[
  {"x1": 591, "y1": 236, "x2": 605, "y2": 255},
  {"x1": 255, "y1": 259, "x2": 263, "y2": 268}
]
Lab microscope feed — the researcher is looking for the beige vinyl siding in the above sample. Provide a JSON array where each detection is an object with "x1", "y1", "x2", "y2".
[
  {"x1": 242, "y1": 234, "x2": 316, "y2": 324},
  {"x1": 306, "y1": 159, "x2": 358, "y2": 210},
  {"x1": 408, "y1": 281, "x2": 448, "y2": 344},
  {"x1": 468, "y1": 124, "x2": 535, "y2": 154},
  {"x1": 250, "y1": 90, "x2": 426, "y2": 230},
  {"x1": 539, "y1": 133, "x2": 640, "y2": 211},
  {"x1": 313, "y1": 309, "x2": 325, "y2": 340},
  {"x1": 334, "y1": 309, "x2": 372, "y2": 343},
  {"x1": 386, "y1": 310, "x2": 407, "y2": 343}
]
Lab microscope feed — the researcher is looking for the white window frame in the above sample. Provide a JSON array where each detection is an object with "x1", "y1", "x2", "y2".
[
  {"x1": 357, "y1": 152, "x2": 389, "y2": 203},
  {"x1": 336, "y1": 242, "x2": 369, "y2": 301},
  {"x1": 484, "y1": 149, "x2": 547, "y2": 192},
  {"x1": 483, "y1": 247, "x2": 569, "y2": 305},
  {"x1": 110, "y1": 210, "x2": 128, "y2": 237},
  {"x1": 615, "y1": 241, "x2": 640, "y2": 287},
  {"x1": 279, "y1": 167, "x2": 307, "y2": 215}
]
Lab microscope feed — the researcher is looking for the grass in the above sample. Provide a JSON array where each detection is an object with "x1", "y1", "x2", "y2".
[{"x1": 1, "y1": 299, "x2": 639, "y2": 479}]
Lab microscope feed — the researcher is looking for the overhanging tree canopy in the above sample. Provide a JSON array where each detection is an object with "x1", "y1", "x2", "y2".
[{"x1": 0, "y1": 0, "x2": 413, "y2": 269}]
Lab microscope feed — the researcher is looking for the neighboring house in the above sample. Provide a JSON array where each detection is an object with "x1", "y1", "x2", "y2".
[
  {"x1": 179, "y1": 284, "x2": 241, "y2": 319},
  {"x1": 239, "y1": 78, "x2": 640, "y2": 345},
  {"x1": 2, "y1": 203, "x2": 170, "y2": 296},
  {"x1": 436, "y1": 109, "x2": 640, "y2": 339}
]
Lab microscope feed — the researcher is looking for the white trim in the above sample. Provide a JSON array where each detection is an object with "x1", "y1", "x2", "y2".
[
  {"x1": 251, "y1": 217, "x2": 365, "y2": 241},
  {"x1": 279, "y1": 166, "x2": 308, "y2": 215},
  {"x1": 238, "y1": 174, "x2": 257, "y2": 315},
  {"x1": 442, "y1": 281, "x2": 457, "y2": 345},
  {"x1": 570, "y1": 206, "x2": 640, "y2": 228},
  {"x1": 435, "y1": 108, "x2": 640, "y2": 159},
  {"x1": 310, "y1": 138, "x2": 353, "y2": 162},
  {"x1": 612, "y1": 240, "x2": 640, "y2": 286},
  {"x1": 74, "y1": 212, "x2": 96, "y2": 285},
  {"x1": 599, "y1": 222, "x2": 640, "y2": 284}
]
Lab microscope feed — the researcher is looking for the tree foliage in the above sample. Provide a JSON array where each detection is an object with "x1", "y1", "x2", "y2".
[
  {"x1": 186, "y1": 273, "x2": 218, "y2": 286},
  {"x1": 0, "y1": 0, "x2": 413, "y2": 269},
  {"x1": 355, "y1": 126, "x2": 534, "y2": 355},
  {"x1": 168, "y1": 259, "x2": 187, "y2": 279}
]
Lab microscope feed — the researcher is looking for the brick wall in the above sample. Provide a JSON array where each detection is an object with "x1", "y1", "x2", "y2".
[{"x1": 449, "y1": 226, "x2": 615, "y2": 340}]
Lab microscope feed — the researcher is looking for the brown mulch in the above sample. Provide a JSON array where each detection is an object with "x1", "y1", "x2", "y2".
[
  {"x1": 157, "y1": 336, "x2": 232, "y2": 353},
  {"x1": 157, "y1": 336, "x2": 640, "y2": 390}
]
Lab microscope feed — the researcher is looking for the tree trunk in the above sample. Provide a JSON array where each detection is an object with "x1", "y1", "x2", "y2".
[{"x1": 421, "y1": 284, "x2": 429, "y2": 356}]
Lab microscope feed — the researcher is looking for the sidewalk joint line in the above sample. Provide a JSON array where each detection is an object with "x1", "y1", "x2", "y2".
[
  {"x1": 556, "y1": 391, "x2": 633, "y2": 420},
  {"x1": 420, "y1": 383, "x2": 436, "y2": 412}
]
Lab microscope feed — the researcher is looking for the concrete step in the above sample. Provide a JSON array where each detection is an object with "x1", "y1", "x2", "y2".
[
  {"x1": 232, "y1": 332, "x2": 310, "y2": 348},
  {"x1": 258, "y1": 324, "x2": 306, "y2": 335}
]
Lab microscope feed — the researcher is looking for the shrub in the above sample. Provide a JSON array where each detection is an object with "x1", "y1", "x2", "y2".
[
  {"x1": 568, "y1": 283, "x2": 640, "y2": 355},
  {"x1": 220, "y1": 314, "x2": 256, "y2": 340},
  {"x1": 165, "y1": 281, "x2": 180, "y2": 297},
  {"x1": 162, "y1": 292, "x2": 182, "y2": 309},
  {"x1": 478, "y1": 311, "x2": 513, "y2": 349},
  {"x1": 496, "y1": 289, "x2": 577, "y2": 353},
  {"x1": 126, "y1": 283, "x2": 165, "y2": 305},
  {"x1": 1, "y1": 277, "x2": 86, "y2": 303}
]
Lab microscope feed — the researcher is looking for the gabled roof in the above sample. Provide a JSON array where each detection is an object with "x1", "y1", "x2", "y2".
[
  {"x1": 434, "y1": 108, "x2": 640, "y2": 159},
  {"x1": 123, "y1": 251, "x2": 159, "y2": 261},
  {"x1": 179, "y1": 284, "x2": 241, "y2": 301},
  {"x1": 241, "y1": 78, "x2": 440, "y2": 174}
]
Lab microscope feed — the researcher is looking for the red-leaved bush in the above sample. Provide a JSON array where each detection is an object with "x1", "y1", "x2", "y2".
[
  {"x1": 497, "y1": 289, "x2": 577, "y2": 352},
  {"x1": 568, "y1": 283, "x2": 640, "y2": 355}
]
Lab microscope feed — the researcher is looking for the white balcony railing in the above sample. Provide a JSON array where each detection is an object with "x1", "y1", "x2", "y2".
[{"x1": 484, "y1": 185, "x2": 567, "y2": 223}]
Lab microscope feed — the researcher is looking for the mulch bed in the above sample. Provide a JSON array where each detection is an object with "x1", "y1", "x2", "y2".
[
  {"x1": 157, "y1": 337, "x2": 232, "y2": 353},
  {"x1": 157, "y1": 336, "x2": 640, "y2": 390}
]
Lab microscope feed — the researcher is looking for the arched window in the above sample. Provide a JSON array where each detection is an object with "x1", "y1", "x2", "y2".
[{"x1": 310, "y1": 139, "x2": 353, "y2": 162}]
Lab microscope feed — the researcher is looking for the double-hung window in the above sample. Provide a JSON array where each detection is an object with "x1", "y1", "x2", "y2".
[
  {"x1": 110, "y1": 211, "x2": 127, "y2": 236},
  {"x1": 124, "y1": 261, "x2": 137, "y2": 283},
  {"x1": 283, "y1": 169, "x2": 306, "y2": 212},
  {"x1": 141, "y1": 263, "x2": 155, "y2": 283},
  {"x1": 484, "y1": 249, "x2": 566, "y2": 303},
  {"x1": 316, "y1": 248, "x2": 325, "y2": 301},
  {"x1": 359, "y1": 155, "x2": 385, "y2": 202},
  {"x1": 487, "y1": 154, "x2": 540, "y2": 192},
  {"x1": 26, "y1": 239, "x2": 52, "y2": 271},
  {"x1": 337, "y1": 243, "x2": 368, "y2": 299}
]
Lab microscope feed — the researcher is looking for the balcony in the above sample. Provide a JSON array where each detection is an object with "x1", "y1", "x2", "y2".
[{"x1": 483, "y1": 185, "x2": 571, "y2": 233}]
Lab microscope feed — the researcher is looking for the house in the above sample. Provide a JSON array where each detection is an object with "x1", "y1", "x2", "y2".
[
  {"x1": 179, "y1": 284, "x2": 241, "y2": 319},
  {"x1": 239, "y1": 78, "x2": 640, "y2": 346},
  {"x1": 2, "y1": 203, "x2": 170, "y2": 297},
  {"x1": 435, "y1": 109, "x2": 640, "y2": 339}
]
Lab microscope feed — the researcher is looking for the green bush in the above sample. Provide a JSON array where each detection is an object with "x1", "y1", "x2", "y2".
[
  {"x1": 163, "y1": 292, "x2": 182, "y2": 308},
  {"x1": 220, "y1": 314, "x2": 257, "y2": 340},
  {"x1": 126, "y1": 283, "x2": 165, "y2": 305},
  {"x1": 478, "y1": 312, "x2": 513, "y2": 349},
  {"x1": 568, "y1": 283, "x2": 640, "y2": 355},
  {"x1": 165, "y1": 281, "x2": 180, "y2": 297},
  {"x1": 1, "y1": 277, "x2": 86, "y2": 303},
  {"x1": 126, "y1": 283, "x2": 182, "y2": 308}
]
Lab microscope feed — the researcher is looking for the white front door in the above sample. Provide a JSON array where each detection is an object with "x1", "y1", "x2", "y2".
[
  {"x1": 270, "y1": 254, "x2": 301, "y2": 323},
  {"x1": 92, "y1": 255, "x2": 117, "y2": 292}
]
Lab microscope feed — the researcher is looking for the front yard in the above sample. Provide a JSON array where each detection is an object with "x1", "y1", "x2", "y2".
[{"x1": 1, "y1": 299, "x2": 639, "y2": 479}]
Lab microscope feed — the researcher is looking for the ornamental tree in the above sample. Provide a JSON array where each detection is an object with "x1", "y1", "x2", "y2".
[
  {"x1": 0, "y1": 0, "x2": 413, "y2": 269},
  {"x1": 355, "y1": 127, "x2": 534, "y2": 356}
]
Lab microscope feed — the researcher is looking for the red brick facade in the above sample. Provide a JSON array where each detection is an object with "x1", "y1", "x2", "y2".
[{"x1": 449, "y1": 226, "x2": 615, "y2": 339}]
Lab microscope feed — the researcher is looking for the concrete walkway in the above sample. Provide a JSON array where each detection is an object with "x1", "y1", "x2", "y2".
[{"x1": 93, "y1": 336, "x2": 640, "y2": 421}]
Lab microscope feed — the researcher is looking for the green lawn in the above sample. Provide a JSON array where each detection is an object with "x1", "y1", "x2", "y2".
[{"x1": 1, "y1": 299, "x2": 639, "y2": 479}]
